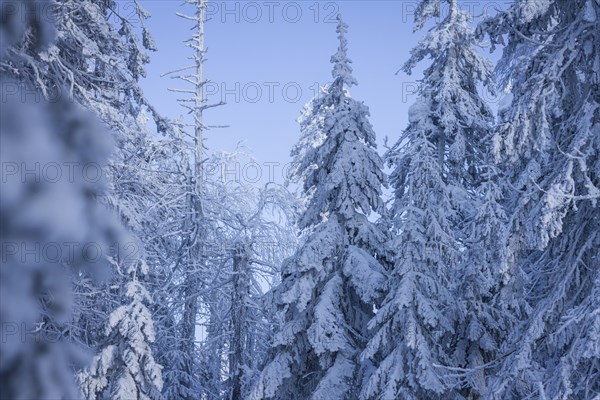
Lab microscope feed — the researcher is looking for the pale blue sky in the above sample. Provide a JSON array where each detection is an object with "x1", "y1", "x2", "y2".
[{"x1": 139, "y1": 1, "x2": 506, "y2": 184}]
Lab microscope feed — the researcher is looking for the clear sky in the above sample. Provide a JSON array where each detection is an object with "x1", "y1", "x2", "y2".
[{"x1": 139, "y1": 1, "x2": 506, "y2": 185}]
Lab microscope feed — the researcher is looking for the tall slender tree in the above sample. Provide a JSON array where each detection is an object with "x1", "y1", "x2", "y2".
[
  {"x1": 160, "y1": 0, "x2": 226, "y2": 396},
  {"x1": 252, "y1": 15, "x2": 389, "y2": 400}
]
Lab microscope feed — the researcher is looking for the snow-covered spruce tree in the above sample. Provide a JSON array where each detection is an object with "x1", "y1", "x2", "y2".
[
  {"x1": 361, "y1": 0, "x2": 507, "y2": 398},
  {"x1": 79, "y1": 260, "x2": 163, "y2": 400},
  {"x1": 478, "y1": 0, "x2": 600, "y2": 398},
  {"x1": 0, "y1": 1, "x2": 120, "y2": 397},
  {"x1": 397, "y1": 1, "x2": 516, "y2": 398},
  {"x1": 251, "y1": 15, "x2": 389, "y2": 400}
]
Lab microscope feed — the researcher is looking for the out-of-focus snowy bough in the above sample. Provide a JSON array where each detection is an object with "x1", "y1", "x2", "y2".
[{"x1": 0, "y1": 1, "x2": 127, "y2": 398}]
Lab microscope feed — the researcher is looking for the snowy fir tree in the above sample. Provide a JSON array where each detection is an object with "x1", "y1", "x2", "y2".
[
  {"x1": 361, "y1": 0, "x2": 509, "y2": 398},
  {"x1": 79, "y1": 260, "x2": 163, "y2": 400},
  {"x1": 251, "y1": 15, "x2": 389, "y2": 400},
  {"x1": 390, "y1": 1, "x2": 519, "y2": 398},
  {"x1": 478, "y1": 0, "x2": 600, "y2": 398}
]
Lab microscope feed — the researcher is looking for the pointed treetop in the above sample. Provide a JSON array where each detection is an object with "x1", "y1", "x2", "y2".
[
  {"x1": 330, "y1": 14, "x2": 358, "y2": 86},
  {"x1": 448, "y1": 0, "x2": 459, "y2": 20},
  {"x1": 413, "y1": 0, "x2": 466, "y2": 30}
]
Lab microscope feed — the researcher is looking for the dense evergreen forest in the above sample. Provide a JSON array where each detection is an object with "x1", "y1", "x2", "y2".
[{"x1": 0, "y1": 0, "x2": 598, "y2": 399}]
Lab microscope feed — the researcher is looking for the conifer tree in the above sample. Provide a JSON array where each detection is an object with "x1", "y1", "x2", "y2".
[
  {"x1": 252, "y1": 15, "x2": 388, "y2": 400},
  {"x1": 362, "y1": 1, "x2": 504, "y2": 398},
  {"x1": 79, "y1": 260, "x2": 163, "y2": 400}
]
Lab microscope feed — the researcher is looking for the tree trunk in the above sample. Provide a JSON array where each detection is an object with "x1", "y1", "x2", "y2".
[{"x1": 230, "y1": 243, "x2": 249, "y2": 400}]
